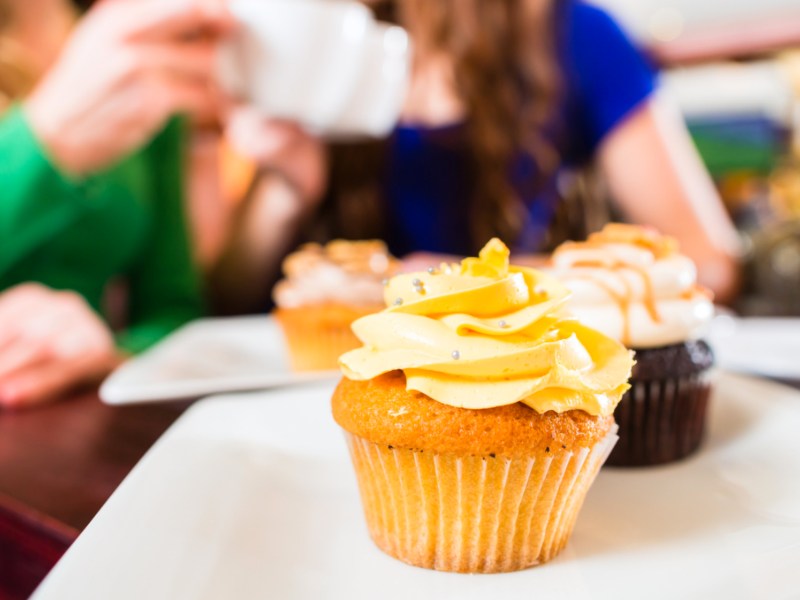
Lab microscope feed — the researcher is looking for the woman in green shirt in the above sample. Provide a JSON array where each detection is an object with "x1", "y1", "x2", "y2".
[{"x1": 0, "y1": 0, "x2": 232, "y2": 408}]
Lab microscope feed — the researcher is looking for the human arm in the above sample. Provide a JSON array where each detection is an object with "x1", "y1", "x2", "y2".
[
  {"x1": 0, "y1": 121, "x2": 204, "y2": 377},
  {"x1": 0, "y1": 116, "x2": 201, "y2": 385},
  {"x1": 0, "y1": 106, "x2": 96, "y2": 276},
  {"x1": 0, "y1": 0, "x2": 230, "y2": 406},
  {"x1": 209, "y1": 109, "x2": 327, "y2": 314},
  {"x1": 565, "y1": 3, "x2": 742, "y2": 304},
  {"x1": 0, "y1": 97, "x2": 201, "y2": 408},
  {"x1": 210, "y1": 174, "x2": 312, "y2": 314},
  {"x1": 24, "y1": 0, "x2": 232, "y2": 176},
  {"x1": 597, "y1": 95, "x2": 742, "y2": 304},
  {"x1": 0, "y1": 0, "x2": 232, "y2": 276}
]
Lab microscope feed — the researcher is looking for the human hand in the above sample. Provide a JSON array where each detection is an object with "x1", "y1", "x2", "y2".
[
  {"x1": 0, "y1": 284, "x2": 120, "y2": 409},
  {"x1": 25, "y1": 0, "x2": 234, "y2": 175},
  {"x1": 224, "y1": 106, "x2": 328, "y2": 209}
]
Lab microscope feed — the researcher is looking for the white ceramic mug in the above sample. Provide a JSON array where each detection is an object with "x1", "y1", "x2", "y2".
[
  {"x1": 218, "y1": 0, "x2": 411, "y2": 137},
  {"x1": 326, "y1": 23, "x2": 411, "y2": 138}
]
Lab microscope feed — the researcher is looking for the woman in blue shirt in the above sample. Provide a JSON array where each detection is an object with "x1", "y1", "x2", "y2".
[{"x1": 218, "y1": 0, "x2": 741, "y2": 311}]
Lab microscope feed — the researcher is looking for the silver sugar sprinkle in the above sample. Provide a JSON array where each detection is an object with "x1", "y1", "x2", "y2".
[
  {"x1": 411, "y1": 278, "x2": 422, "y2": 286},
  {"x1": 393, "y1": 297, "x2": 403, "y2": 306},
  {"x1": 499, "y1": 320, "x2": 508, "y2": 328},
  {"x1": 427, "y1": 266, "x2": 438, "y2": 275},
  {"x1": 381, "y1": 278, "x2": 390, "y2": 287},
  {"x1": 451, "y1": 350, "x2": 461, "y2": 360}
]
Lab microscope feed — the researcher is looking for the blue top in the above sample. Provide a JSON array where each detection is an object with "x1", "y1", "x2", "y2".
[{"x1": 382, "y1": 1, "x2": 657, "y2": 256}]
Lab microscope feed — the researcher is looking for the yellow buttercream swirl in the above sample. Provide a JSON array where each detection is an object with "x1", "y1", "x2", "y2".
[{"x1": 339, "y1": 239, "x2": 634, "y2": 416}]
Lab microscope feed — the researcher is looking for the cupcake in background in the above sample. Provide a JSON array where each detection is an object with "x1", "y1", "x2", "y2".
[
  {"x1": 273, "y1": 240, "x2": 398, "y2": 371},
  {"x1": 333, "y1": 239, "x2": 634, "y2": 573},
  {"x1": 548, "y1": 223, "x2": 715, "y2": 466}
]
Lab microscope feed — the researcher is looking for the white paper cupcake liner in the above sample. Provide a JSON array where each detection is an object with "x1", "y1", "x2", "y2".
[{"x1": 344, "y1": 424, "x2": 618, "y2": 573}]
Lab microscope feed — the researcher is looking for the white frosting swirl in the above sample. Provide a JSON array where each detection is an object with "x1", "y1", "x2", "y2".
[{"x1": 546, "y1": 225, "x2": 714, "y2": 349}]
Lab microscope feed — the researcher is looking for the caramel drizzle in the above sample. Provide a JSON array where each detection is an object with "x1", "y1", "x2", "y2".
[{"x1": 567, "y1": 260, "x2": 661, "y2": 347}]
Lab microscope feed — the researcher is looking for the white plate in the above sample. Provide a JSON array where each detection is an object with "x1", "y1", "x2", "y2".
[
  {"x1": 708, "y1": 316, "x2": 800, "y2": 380},
  {"x1": 35, "y1": 373, "x2": 800, "y2": 599},
  {"x1": 100, "y1": 316, "x2": 337, "y2": 404}
]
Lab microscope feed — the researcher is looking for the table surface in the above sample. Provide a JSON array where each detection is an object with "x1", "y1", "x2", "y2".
[
  {"x1": 30, "y1": 373, "x2": 800, "y2": 600},
  {"x1": 2, "y1": 314, "x2": 799, "y2": 599},
  {"x1": 0, "y1": 390, "x2": 187, "y2": 600}
]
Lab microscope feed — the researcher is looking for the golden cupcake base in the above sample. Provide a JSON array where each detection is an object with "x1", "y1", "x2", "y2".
[
  {"x1": 344, "y1": 426, "x2": 618, "y2": 573},
  {"x1": 274, "y1": 304, "x2": 381, "y2": 371}
]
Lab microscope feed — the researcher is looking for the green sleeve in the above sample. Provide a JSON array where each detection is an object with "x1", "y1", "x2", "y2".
[
  {"x1": 116, "y1": 119, "x2": 204, "y2": 353},
  {"x1": 0, "y1": 104, "x2": 92, "y2": 276}
]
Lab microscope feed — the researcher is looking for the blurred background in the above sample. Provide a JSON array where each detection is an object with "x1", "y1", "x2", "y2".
[
  {"x1": 5, "y1": 0, "x2": 800, "y2": 317},
  {"x1": 216, "y1": 0, "x2": 800, "y2": 317},
  {"x1": 595, "y1": 0, "x2": 800, "y2": 315},
  {"x1": 206, "y1": 0, "x2": 800, "y2": 316}
]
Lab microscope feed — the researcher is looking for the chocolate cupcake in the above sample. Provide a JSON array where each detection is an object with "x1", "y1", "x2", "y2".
[
  {"x1": 613, "y1": 339, "x2": 714, "y2": 465},
  {"x1": 548, "y1": 224, "x2": 715, "y2": 466}
]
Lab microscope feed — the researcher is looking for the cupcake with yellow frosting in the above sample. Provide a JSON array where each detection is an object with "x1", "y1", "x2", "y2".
[
  {"x1": 332, "y1": 239, "x2": 634, "y2": 573},
  {"x1": 548, "y1": 224, "x2": 715, "y2": 466},
  {"x1": 273, "y1": 240, "x2": 399, "y2": 371}
]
